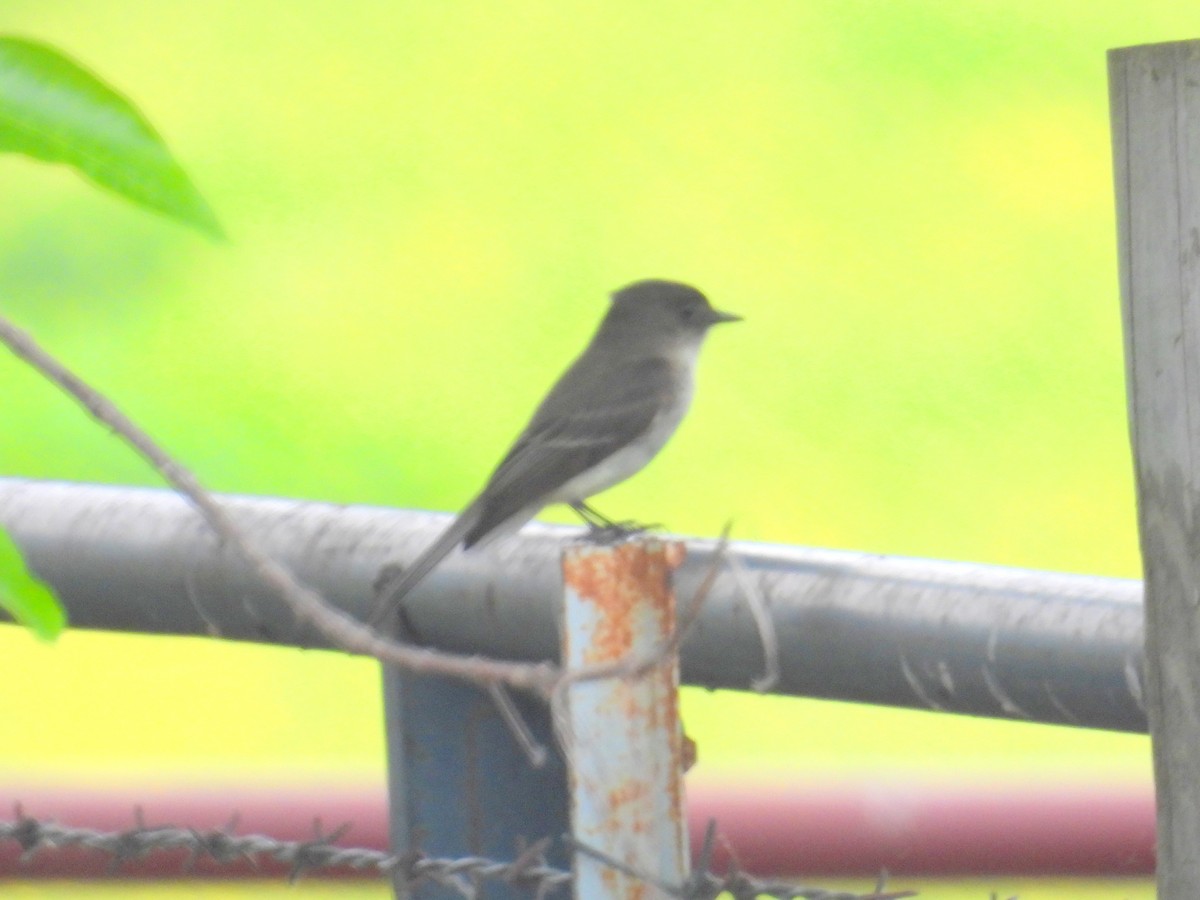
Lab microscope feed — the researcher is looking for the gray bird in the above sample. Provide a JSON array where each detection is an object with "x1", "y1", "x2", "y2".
[{"x1": 369, "y1": 279, "x2": 739, "y2": 625}]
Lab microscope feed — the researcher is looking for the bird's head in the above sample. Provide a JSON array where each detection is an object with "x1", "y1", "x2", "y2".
[{"x1": 606, "y1": 280, "x2": 741, "y2": 345}]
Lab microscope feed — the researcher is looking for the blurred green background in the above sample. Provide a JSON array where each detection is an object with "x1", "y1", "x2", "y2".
[{"x1": 2, "y1": 1, "x2": 1192, "y2": 896}]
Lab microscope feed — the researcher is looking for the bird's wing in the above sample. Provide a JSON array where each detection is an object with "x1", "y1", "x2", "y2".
[
  {"x1": 367, "y1": 355, "x2": 674, "y2": 625},
  {"x1": 463, "y1": 355, "x2": 675, "y2": 547}
]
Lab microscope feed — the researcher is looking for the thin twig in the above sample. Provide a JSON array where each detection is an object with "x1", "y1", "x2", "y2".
[
  {"x1": 181, "y1": 564, "x2": 224, "y2": 639},
  {"x1": 726, "y1": 549, "x2": 781, "y2": 692},
  {"x1": 0, "y1": 314, "x2": 560, "y2": 696},
  {"x1": 565, "y1": 835, "x2": 684, "y2": 894},
  {"x1": 486, "y1": 683, "x2": 549, "y2": 769}
]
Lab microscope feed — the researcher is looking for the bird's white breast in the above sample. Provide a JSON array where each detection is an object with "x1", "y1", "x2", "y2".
[{"x1": 549, "y1": 340, "x2": 700, "y2": 503}]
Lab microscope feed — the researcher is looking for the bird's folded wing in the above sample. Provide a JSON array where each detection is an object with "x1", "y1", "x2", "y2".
[{"x1": 463, "y1": 356, "x2": 675, "y2": 547}]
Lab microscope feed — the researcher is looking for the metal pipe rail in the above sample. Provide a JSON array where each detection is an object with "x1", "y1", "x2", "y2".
[{"x1": 0, "y1": 477, "x2": 1146, "y2": 732}]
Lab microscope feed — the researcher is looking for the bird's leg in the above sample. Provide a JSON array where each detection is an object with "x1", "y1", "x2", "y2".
[
  {"x1": 569, "y1": 501, "x2": 660, "y2": 544},
  {"x1": 570, "y1": 500, "x2": 615, "y2": 528}
]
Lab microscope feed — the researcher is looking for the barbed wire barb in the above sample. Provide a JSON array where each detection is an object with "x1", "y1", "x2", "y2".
[{"x1": 185, "y1": 813, "x2": 258, "y2": 872}]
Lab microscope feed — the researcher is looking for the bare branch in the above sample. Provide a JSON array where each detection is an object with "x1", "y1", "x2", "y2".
[{"x1": 0, "y1": 314, "x2": 559, "y2": 696}]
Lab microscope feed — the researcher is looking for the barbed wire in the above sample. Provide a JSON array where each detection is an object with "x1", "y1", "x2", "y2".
[
  {"x1": 566, "y1": 822, "x2": 917, "y2": 900},
  {"x1": 0, "y1": 806, "x2": 914, "y2": 900},
  {"x1": 0, "y1": 805, "x2": 569, "y2": 896}
]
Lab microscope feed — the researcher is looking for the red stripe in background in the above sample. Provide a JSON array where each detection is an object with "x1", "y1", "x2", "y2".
[{"x1": 0, "y1": 778, "x2": 1154, "y2": 879}]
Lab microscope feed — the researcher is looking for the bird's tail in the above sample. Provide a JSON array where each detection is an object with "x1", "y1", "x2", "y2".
[{"x1": 367, "y1": 503, "x2": 483, "y2": 627}]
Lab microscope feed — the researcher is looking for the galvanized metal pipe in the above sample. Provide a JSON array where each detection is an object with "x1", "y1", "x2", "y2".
[{"x1": 0, "y1": 478, "x2": 1146, "y2": 731}]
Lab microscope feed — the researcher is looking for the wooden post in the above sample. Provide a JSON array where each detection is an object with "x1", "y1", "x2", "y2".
[{"x1": 1109, "y1": 39, "x2": 1200, "y2": 895}]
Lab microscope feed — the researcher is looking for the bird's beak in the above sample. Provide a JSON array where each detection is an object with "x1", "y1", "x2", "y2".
[{"x1": 706, "y1": 308, "x2": 743, "y2": 326}]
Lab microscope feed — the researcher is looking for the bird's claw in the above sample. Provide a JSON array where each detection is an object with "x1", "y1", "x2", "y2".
[{"x1": 583, "y1": 520, "x2": 660, "y2": 545}]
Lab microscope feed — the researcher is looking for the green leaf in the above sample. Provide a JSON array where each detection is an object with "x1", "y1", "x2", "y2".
[
  {"x1": 0, "y1": 36, "x2": 223, "y2": 239},
  {"x1": 0, "y1": 526, "x2": 64, "y2": 640}
]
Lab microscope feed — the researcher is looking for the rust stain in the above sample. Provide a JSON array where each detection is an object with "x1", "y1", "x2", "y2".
[
  {"x1": 599, "y1": 866, "x2": 647, "y2": 900},
  {"x1": 668, "y1": 726, "x2": 687, "y2": 824},
  {"x1": 607, "y1": 778, "x2": 650, "y2": 811},
  {"x1": 660, "y1": 676, "x2": 678, "y2": 727},
  {"x1": 564, "y1": 541, "x2": 685, "y2": 664},
  {"x1": 663, "y1": 685, "x2": 686, "y2": 820}
]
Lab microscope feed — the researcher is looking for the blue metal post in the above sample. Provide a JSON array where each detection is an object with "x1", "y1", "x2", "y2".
[
  {"x1": 561, "y1": 539, "x2": 690, "y2": 900},
  {"x1": 382, "y1": 660, "x2": 568, "y2": 899}
]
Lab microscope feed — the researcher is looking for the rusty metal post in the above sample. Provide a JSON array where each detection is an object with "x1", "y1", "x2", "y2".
[{"x1": 561, "y1": 539, "x2": 689, "y2": 900}]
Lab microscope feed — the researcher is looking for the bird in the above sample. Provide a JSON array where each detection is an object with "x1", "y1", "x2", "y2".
[{"x1": 368, "y1": 278, "x2": 740, "y2": 625}]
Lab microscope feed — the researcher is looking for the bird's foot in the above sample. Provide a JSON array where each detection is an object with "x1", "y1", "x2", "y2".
[
  {"x1": 583, "y1": 519, "x2": 660, "y2": 545},
  {"x1": 570, "y1": 501, "x2": 660, "y2": 544}
]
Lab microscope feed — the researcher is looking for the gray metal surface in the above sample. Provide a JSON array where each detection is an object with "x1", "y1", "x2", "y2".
[{"x1": 0, "y1": 477, "x2": 1146, "y2": 731}]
